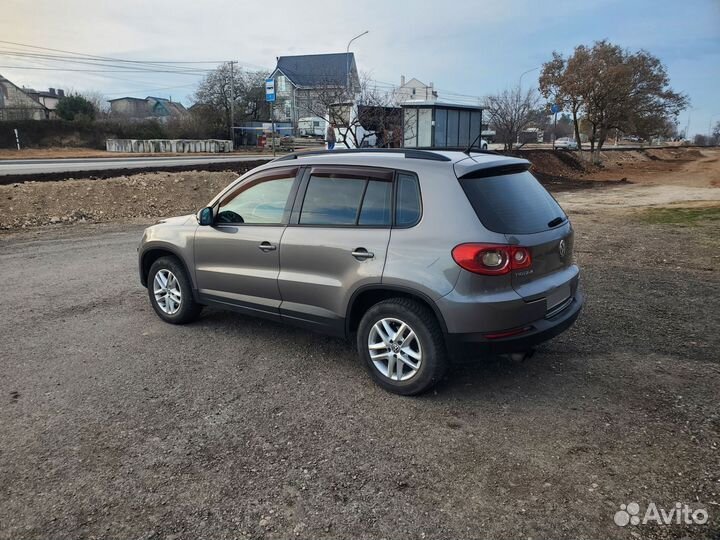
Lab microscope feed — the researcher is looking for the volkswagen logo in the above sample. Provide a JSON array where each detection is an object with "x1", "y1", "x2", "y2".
[{"x1": 558, "y1": 239, "x2": 567, "y2": 259}]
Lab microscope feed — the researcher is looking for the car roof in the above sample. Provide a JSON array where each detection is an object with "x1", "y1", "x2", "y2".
[{"x1": 266, "y1": 148, "x2": 528, "y2": 174}]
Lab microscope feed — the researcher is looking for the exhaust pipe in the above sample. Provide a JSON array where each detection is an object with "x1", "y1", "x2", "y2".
[{"x1": 503, "y1": 349, "x2": 536, "y2": 362}]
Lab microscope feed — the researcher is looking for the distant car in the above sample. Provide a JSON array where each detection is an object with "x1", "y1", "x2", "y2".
[{"x1": 554, "y1": 137, "x2": 578, "y2": 150}]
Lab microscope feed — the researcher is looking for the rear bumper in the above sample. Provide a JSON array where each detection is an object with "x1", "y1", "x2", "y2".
[{"x1": 446, "y1": 289, "x2": 584, "y2": 359}]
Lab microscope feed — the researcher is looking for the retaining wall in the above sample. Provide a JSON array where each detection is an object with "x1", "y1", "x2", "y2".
[{"x1": 106, "y1": 139, "x2": 233, "y2": 153}]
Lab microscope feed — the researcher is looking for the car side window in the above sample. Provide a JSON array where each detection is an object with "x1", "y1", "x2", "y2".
[
  {"x1": 395, "y1": 173, "x2": 422, "y2": 226},
  {"x1": 299, "y1": 168, "x2": 393, "y2": 227},
  {"x1": 217, "y1": 169, "x2": 297, "y2": 225},
  {"x1": 358, "y1": 180, "x2": 392, "y2": 226}
]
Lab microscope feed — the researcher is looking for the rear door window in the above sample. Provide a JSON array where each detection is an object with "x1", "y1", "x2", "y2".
[
  {"x1": 459, "y1": 170, "x2": 566, "y2": 234},
  {"x1": 300, "y1": 176, "x2": 365, "y2": 225},
  {"x1": 358, "y1": 180, "x2": 392, "y2": 226},
  {"x1": 299, "y1": 168, "x2": 393, "y2": 226}
]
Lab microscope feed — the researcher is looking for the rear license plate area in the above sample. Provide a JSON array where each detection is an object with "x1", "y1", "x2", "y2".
[{"x1": 546, "y1": 283, "x2": 571, "y2": 311}]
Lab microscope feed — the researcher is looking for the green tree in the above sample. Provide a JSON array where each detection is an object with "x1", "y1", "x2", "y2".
[{"x1": 56, "y1": 94, "x2": 97, "y2": 121}]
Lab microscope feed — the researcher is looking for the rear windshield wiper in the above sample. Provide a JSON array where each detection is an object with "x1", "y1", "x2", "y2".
[{"x1": 547, "y1": 216, "x2": 566, "y2": 228}]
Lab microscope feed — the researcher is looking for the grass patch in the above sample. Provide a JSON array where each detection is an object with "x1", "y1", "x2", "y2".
[{"x1": 639, "y1": 206, "x2": 720, "y2": 225}]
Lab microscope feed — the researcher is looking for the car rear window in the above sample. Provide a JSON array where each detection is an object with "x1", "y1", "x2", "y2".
[{"x1": 459, "y1": 170, "x2": 566, "y2": 234}]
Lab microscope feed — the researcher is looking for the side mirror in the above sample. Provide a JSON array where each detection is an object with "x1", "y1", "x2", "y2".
[{"x1": 198, "y1": 207, "x2": 214, "y2": 226}]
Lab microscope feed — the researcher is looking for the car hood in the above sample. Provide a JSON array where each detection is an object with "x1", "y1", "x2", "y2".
[{"x1": 155, "y1": 214, "x2": 195, "y2": 226}]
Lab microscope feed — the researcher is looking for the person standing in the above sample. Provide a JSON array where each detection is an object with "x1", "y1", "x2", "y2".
[{"x1": 326, "y1": 122, "x2": 336, "y2": 151}]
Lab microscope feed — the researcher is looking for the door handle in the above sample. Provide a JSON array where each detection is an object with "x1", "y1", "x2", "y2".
[
  {"x1": 258, "y1": 241, "x2": 277, "y2": 252},
  {"x1": 351, "y1": 247, "x2": 374, "y2": 260}
]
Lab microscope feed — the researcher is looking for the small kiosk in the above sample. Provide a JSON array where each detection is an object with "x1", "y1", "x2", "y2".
[{"x1": 402, "y1": 101, "x2": 485, "y2": 149}]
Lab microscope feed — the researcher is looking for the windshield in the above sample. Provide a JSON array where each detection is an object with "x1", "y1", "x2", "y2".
[{"x1": 459, "y1": 170, "x2": 566, "y2": 234}]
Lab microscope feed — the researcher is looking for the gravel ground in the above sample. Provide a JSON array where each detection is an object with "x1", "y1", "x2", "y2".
[{"x1": 0, "y1": 205, "x2": 718, "y2": 539}]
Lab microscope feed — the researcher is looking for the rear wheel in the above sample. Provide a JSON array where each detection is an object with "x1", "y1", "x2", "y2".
[
  {"x1": 357, "y1": 298, "x2": 447, "y2": 395},
  {"x1": 147, "y1": 256, "x2": 202, "y2": 324}
]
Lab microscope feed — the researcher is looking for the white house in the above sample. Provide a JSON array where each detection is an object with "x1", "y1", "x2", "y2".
[{"x1": 394, "y1": 76, "x2": 438, "y2": 104}]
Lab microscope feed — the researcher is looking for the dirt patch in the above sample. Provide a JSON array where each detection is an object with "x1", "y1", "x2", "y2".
[
  {"x1": 0, "y1": 170, "x2": 240, "y2": 230},
  {"x1": 1, "y1": 147, "x2": 718, "y2": 232}
]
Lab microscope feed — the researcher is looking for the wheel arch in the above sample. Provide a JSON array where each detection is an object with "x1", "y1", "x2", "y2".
[
  {"x1": 140, "y1": 245, "x2": 193, "y2": 289},
  {"x1": 345, "y1": 285, "x2": 449, "y2": 338}
]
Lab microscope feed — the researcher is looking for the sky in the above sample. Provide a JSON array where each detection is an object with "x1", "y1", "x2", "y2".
[{"x1": 1, "y1": 0, "x2": 718, "y2": 136}]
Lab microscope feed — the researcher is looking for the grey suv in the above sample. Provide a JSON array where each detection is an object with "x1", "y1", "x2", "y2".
[{"x1": 138, "y1": 149, "x2": 583, "y2": 395}]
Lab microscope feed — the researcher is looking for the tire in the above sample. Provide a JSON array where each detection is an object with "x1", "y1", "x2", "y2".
[
  {"x1": 147, "y1": 256, "x2": 202, "y2": 324},
  {"x1": 357, "y1": 298, "x2": 447, "y2": 395},
  {"x1": 482, "y1": 144, "x2": 488, "y2": 150}
]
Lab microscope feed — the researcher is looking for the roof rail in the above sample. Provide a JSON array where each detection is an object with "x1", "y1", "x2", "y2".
[
  {"x1": 273, "y1": 148, "x2": 451, "y2": 162},
  {"x1": 416, "y1": 146, "x2": 504, "y2": 156}
]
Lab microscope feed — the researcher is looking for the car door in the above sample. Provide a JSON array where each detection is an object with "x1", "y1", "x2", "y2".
[
  {"x1": 278, "y1": 166, "x2": 393, "y2": 335},
  {"x1": 194, "y1": 167, "x2": 299, "y2": 319}
]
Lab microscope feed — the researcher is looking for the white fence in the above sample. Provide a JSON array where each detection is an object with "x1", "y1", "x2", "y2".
[{"x1": 106, "y1": 139, "x2": 233, "y2": 153}]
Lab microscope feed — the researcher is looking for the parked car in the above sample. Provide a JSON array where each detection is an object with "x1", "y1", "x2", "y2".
[
  {"x1": 138, "y1": 148, "x2": 583, "y2": 395},
  {"x1": 554, "y1": 137, "x2": 578, "y2": 150}
]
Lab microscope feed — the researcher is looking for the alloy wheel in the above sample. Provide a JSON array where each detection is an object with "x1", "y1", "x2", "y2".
[
  {"x1": 368, "y1": 317, "x2": 422, "y2": 381},
  {"x1": 153, "y1": 269, "x2": 182, "y2": 315}
]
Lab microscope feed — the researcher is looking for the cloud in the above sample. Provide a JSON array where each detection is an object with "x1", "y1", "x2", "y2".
[{"x1": 0, "y1": 0, "x2": 717, "y2": 133}]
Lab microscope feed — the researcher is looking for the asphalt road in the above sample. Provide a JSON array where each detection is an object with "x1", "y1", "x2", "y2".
[
  {"x1": 1, "y1": 219, "x2": 718, "y2": 539},
  {"x1": 0, "y1": 155, "x2": 272, "y2": 176}
]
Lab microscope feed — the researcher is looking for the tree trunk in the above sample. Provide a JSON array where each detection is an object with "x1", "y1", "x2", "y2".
[
  {"x1": 597, "y1": 127, "x2": 607, "y2": 151},
  {"x1": 572, "y1": 108, "x2": 582, "y2": 151}
]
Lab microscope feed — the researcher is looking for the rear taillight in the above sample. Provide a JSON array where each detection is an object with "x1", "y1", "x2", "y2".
[{"x1": 451, "y1": 243, "x2": 532, "y2": 275}]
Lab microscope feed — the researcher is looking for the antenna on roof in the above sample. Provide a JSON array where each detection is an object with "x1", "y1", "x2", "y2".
[{"x1": 464, "y1": 132, "x2": 482, "y2": 155}]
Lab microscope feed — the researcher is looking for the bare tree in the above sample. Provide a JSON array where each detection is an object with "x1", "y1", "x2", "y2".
[
  {"x1": 304, "y1": 73, "x2": 403, "y2": 148},
  {"x1": 81, "y1": 90, "x2": 110, "y2": 116},
  {"x1": 194, "y1": 64, "x2": 270, "y2": 135},
  {"x1": 484, "y1": 86, "x2": 540, "y2": 151}
]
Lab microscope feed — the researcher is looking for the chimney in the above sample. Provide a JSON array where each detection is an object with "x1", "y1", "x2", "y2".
[
  {"x1": 400, "y1": 75, "x2": 405, "y2": 86},
  {"x1": 57, "y1": 89, "x2": 65, "y2": 97},
  {"x1": 49, "y1": 88, "x2": 56, "y2": 95}
]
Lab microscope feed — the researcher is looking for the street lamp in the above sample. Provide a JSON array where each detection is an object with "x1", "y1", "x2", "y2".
[
  {"x1": 517, "y1": 67, "x2": 540, "y2": 145},
  {"x1": 346, "y1": 31, "x2": 369, "y2": 94},
  {"x1": 518, "y1": 66, "x2": 540, "y2": 91}
]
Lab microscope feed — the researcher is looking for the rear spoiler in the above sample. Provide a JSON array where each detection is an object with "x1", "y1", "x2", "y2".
[{"x1": 455, "y1": 161, "x2": 531, "y2": 180}]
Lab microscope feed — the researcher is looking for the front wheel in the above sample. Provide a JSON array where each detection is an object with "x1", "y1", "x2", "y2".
[
  {"x1": 482, "y1": 143, "x2": 488, "y2": 150},
  {"x1": 147, "y1": 256, "x2": 202, "y2": 324},
  {"x1": 357, "y1": 298, "x2": 447, "y2": 395}
]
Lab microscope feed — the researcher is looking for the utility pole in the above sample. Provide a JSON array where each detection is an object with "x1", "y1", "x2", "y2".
[{"x1": 229, "y1": 61, "x2": 237, "y2": 144}]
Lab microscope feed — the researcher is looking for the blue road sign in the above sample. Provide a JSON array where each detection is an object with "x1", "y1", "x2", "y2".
[
  {"x1": 551, "y1": 103, "x2": 560, "y2": 114},
  {"x1": 265, "y1": 78, "x2": 276, "y2": 102}
]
